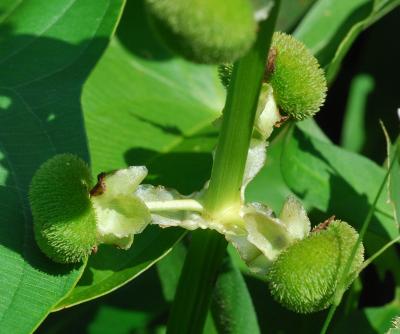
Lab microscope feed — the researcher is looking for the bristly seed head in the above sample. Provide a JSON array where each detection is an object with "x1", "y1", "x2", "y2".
[
  {"x1": 267, "y1": 220, "x2": 364, "y2": 313},
  {"x1": 29, "y1": 154, "x2": 98, "y2": 264},
  {"x1": 265, "y1": 32, "x2": 327, "y2": 120}
]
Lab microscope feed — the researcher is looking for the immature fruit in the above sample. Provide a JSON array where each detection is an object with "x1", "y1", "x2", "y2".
[
  {"x1": 29, "y1": 154, "x2": 97, "y2": 264},
  {"x1": 266, "y1": 32, "x2": 327, "y2": 120},
  {"x1": 268, "y1": 221, "x2": 364, "y2": 313},
  {"x1": 145, "y1": 0, "x2": 256, "y2": 64}
]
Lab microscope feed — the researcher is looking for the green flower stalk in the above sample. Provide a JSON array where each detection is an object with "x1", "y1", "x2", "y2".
[
  {"x1": 145, "y1": 0, "x2": 257, "y2": 64},
  {"x1": 268, "y1": 220, "x2": 364, "y2": 313}
]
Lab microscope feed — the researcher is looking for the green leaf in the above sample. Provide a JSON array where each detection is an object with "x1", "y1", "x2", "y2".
[
  {"x1": 388, "y1": 138, "x2": 400, "y2": 227},
  {"x1": 158, "y1": 241, "x2": 260, "y2": 334},
  {"x1": 84, "y1": 0, "x2": 223, "y2": 185},
  {"x1": 39, "y1": 266, "x2": 168, "y2": 334},
  {"x1": 157, "y1": 241, "x2": 218, "y2": 334},
  {"x1": 294, "y1": 0, "x2": 400, "y2": 82},
  {"x1": 211, "y1": 256, "x2": 261, "y2": 334},
  {"x1": 333, "y1": 289, "x2": 400, "y2": 333},
  {"x1": 0, "y1": 0, "x2": 124, "y2": 332},
  {"x1": 156, "y1": 241, "x2": 186, "y2": 302},
  {"x1": 58, "y1": 0, "x2": 224, "y2": 307},
  {"x1": 340, "y1": 74, "x2": 375, "y2": 152},
  {"x1": 56, "y1": 226, "x2": 183, "y2": 309},
  {"x1": 281, "y1": 125, "x2": 398, "y2": 243},
  {"x1": 276, "y1": 0, "x2": 316, "y2": 31}
]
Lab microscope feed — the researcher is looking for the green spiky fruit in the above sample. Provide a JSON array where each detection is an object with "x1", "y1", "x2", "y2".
[
  {"x1": 268, "y1": 221, "x2": 364, "y2": 313},
  {"x1": 266, "y1": 32, "x2": 327, "y2": 120},
  {"x1": 29, "y1": 154, "x2": 97, "y2": 264},
  {"x1": 145, "y1": 0, "x2": 256, "y2": 64}
]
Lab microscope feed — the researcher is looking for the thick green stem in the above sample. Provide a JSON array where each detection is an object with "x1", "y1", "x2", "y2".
[
  {"x1": 166, "y1": 3, "x2": 280, "y2": 333},
  {"x1": 204, "y1": 22, "x2": 278, "y2": 215}
]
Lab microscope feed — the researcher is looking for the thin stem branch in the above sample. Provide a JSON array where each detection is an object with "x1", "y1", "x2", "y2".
[
  {"x1": 360, "y1": 235, "x2": 400, "y2": 271},
  {"x1": 320, "y1": 305, "x2": 337, "y2": 334},
  {"x1": 166, "y1": 3, "x2": 280, "y2": 333},
  {"x1": 146, "y1": 199, "x2": 203, "y2": 212},
  {"x1": 321, "y1": 149, "x2": 400, "y2": 333}
]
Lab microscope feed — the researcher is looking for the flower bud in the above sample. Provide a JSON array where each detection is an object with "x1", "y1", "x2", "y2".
[{"x1": 268, "y1": 220, "x2": 364, "y2": 313}]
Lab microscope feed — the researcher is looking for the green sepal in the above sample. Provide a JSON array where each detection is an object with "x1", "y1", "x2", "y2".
[
  {"x1": 29, "y1": 154, "x2": 97, "y2": 264},
  {"x1": 91, "y1": 166, "x2": 152, "y2": 249}
]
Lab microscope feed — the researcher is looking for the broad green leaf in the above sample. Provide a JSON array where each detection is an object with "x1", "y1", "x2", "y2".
[
  {"x1": 294, "y1": 0, "x2": 400, "y2": 82},
  {"x1": 40, "y1": 266, "x2": 168, "y2": 333},
  {"x1": 211, "y1": 256, "x2": 261, "y2": 334},
  {"x1": 56, "y1": 226, "x2": 183, "y2": 309},
  {"x1": 281, "y1": 125, "x2": 398, "y2": 243},
  {"x1": 57, "y1": 0, "x2": 224, "y2": 308},
  {"x1": 0, "y1": 0, "x2": 124, "y2": 332}
]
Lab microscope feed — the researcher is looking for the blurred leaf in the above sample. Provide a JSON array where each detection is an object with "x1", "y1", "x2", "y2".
[
  {"x1": 157, "y1": 241, "x2": 186, "y2": 302},
  {"x1": 281, "y1": 125, "x2": 398, "y2": 244},
  {"x1": 0, "y1": 0, "x2": 124, "y2": 332},
  {"x1": 39, "y1": 266, "x2": 167, "y2": 334},
  {"x1": 157, "y1": 241, "x2": 218, "y2": 334},
  {"x1": 158, "y1": 243, "x2": 258, "y2": 334},
  {"x1": 276, "y1": 0, "x2": 316, "y2": 31},
  {"x1": 244, "y1": 274, "x2": 327, "y2": 333},
  {"x1": 388, "y1": 138, "x2": 400, "y2": 227},
  {"x1": 333, "y1": 289, "x2": 400, "y2": 333},
  {"x1": 59, "y1": 0, "x2": 225, "y2": 307},
  {"x1": 211, "y1": 256, "x2": 261, "y2": 334},
  {"x1": 56, "y1": 226, "x2": 183, "y2": 309},
  {"x1": 294, "y1": 0, "x2": 400, "y2": 82},
  {"x1": 294, "y1": 0, "x2": 371, "y2": 66},
  {"x1": 88, "y1": 306, "x2": 153, "y2": 334},
  {"x1": 381, "y1": 125, "x2": 400, "y2": 229},
  {"x1": 341, "y1": 74, "x2": 375, "y2": 152}
]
